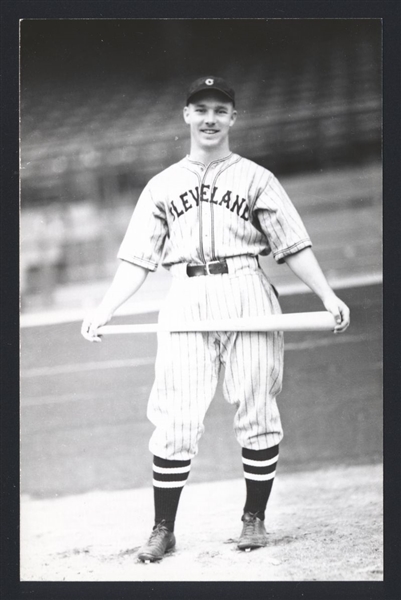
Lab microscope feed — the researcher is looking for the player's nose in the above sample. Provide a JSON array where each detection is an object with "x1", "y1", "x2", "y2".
[{"x1": 205, "y1": 110, "x2": 216, "y2": 124}]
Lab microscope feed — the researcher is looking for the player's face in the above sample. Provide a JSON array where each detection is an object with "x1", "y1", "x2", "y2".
[{"x1": 183, "y1": 91, "x2": 237, "y2": 152}]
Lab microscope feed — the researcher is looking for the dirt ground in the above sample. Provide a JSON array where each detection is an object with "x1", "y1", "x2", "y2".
[{"x1": 20, "y1": 463, "x2": 382, "y2": 582}]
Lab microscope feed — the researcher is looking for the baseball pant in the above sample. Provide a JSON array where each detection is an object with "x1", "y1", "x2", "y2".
[{"x1": 147, "y1": 255, "x2": 284, "y2": 460}]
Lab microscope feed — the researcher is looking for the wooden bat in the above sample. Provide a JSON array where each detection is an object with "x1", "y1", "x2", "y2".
[{"x1": 97, "y1": 312, "x2": 336, "y2": 335}]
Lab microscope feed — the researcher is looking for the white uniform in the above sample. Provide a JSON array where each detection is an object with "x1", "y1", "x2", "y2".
[{"x1": 118, "y1": 152, "x2": 312, "y2": 460}]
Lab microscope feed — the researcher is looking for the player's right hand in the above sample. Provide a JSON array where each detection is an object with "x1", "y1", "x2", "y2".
[{"x1": 81, "y1": 308, "x2": 112, "y2": 343}]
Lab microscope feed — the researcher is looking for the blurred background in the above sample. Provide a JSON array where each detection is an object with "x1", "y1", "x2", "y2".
[
  {"x1": 20, "y1": 19, "x2": 382, "y2": 498},
  {"x1": 20, "y1": 19, "x2": 381, "y2": 313}
]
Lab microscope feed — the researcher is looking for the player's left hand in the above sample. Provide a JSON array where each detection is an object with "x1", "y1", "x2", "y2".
[{"x1": 322, "y1": 294, "x2": 350, "y2": 333}]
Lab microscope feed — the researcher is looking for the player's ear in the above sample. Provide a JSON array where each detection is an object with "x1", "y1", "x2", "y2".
[
  {"x1": 183, "y1": 106, "x2": 191, "y2": 124},
  {"x1": 229, "y1": 109, "x2": 237, "y2": 127}
]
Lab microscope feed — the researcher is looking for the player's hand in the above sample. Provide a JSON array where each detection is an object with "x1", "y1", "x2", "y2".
[
  {"x1": 81, "y1": 308, "x2": 112, "y2": 343},
  {"x1": 322, "y1": 294, "x2": 350, "y2": 334}
]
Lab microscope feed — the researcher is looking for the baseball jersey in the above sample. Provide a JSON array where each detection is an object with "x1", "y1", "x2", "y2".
[{"x1": 117, "y1": 153, "x2": 312, "y2": 269}]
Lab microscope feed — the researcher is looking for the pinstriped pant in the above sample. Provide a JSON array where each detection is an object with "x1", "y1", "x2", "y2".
[{"x1": 147, "y1": 256, "x2": 284, "y2": 461}]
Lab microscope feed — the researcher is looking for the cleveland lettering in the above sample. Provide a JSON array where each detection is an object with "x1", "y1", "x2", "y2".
[{"x1": 169, "y1": 187, "x2": 249, "y2": 222}]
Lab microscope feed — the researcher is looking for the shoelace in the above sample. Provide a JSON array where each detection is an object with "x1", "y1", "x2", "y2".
[
  {"x1": 243, "y1": 520, "x2": 257, "y2": 532},
  {"x1": 242, "y1": 512, "x2": 262, "y2": 534},
  {"x1": 147, "y1": 522, "x2": 170, "y2": 546}
]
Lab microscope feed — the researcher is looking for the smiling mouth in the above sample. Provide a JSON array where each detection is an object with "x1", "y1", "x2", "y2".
[{"x1": 201, "y1": 129, "x2": 219, "y2": 134}]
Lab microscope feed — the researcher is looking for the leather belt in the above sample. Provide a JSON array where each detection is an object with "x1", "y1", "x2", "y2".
[{"x1": 187, "y1": 259, "x2": 229, "y2": 277}]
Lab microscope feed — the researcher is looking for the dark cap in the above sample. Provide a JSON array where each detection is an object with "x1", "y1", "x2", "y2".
[{"x1": 186, "y1": 76, "x2": 235, "y2": 106}]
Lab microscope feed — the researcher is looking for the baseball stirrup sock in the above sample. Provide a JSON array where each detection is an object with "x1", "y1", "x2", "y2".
[
  {"x1": 242, "y1": 445, "x2": 279, "y2": 520},
  {"x1": 153, "y1": 456, "x2": 191, "y2": 532}
]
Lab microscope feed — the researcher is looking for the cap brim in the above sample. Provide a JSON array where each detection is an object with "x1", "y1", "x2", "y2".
[{"x1": 187, "y1": 87, "x2": 235, "y2": 104}]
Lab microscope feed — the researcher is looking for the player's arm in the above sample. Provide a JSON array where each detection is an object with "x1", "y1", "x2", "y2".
[
  {"x1": 81, "y1": 260, "x2": 149, "y2": 342},
  {"x1": 284, "y1": 247, "x2": 350, "y2": 333}
]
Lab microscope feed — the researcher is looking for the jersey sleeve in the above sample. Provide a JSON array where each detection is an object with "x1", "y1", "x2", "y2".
[
  {"x1": 253, "y1": 173, "x2": 312, "y2": 264},
  {"x1": 117, "y1": 182, "x2": 168, "y2": 271}
]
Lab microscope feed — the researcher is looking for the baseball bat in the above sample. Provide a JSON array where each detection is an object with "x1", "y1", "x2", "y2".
[{"x1": 97, "y1": 312, "x2": 336, "y2": 335}]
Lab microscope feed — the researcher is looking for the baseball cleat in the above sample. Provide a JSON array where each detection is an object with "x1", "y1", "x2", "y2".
[
  {"x1": 237, "y1": 511, "x2": 268, "y2": 551},
  {"x1": 138, "y1": 521, "x2": 176, "y2": 562}
]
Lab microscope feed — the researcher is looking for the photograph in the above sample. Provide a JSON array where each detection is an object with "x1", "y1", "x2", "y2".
[{"x1": 18, "y1": 16, "x2": 383, "y2": 585}]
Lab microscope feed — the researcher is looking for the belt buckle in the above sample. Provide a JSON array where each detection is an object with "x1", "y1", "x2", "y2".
[{"x1": 205, "y1": 260, "x2": 221, "y2": 275}]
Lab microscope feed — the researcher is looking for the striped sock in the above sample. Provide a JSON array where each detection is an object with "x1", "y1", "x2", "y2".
[
  {"x1": 242, "y1": 445, "x2": 279, "y2": 520},
  {"x1": 153, "y1": 456, "x2": 191, "y2": 532}
]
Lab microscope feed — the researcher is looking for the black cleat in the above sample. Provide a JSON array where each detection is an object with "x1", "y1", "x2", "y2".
[
  {"x1": 138, "y1": 521, "x2": 176, "y2": 562},
  {"x1": 237, "y1": 512, "x2": 268, "y2": 551}
]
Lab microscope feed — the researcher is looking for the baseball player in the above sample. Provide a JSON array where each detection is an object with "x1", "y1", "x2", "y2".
[{"x1": 81, "y1": 76, "x2": 350, "y2": 562}]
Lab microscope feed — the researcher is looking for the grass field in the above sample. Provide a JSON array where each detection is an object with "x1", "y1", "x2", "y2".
[{"x1": 20, "y1": 283, "x2": 382, "y2": 499}]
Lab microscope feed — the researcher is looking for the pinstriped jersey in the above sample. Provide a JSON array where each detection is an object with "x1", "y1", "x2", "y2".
[{"x1": 117, "y1": 153, "x2": 312, "y2": 270}]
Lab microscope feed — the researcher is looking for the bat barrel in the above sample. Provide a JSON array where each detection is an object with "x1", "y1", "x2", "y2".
[{"x1": 170, "y1": 312, "x2": 335, "y2": 332}]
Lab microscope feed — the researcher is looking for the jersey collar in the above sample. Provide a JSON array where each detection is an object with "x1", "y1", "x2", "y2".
[{"x1": 184, "y1": 152, "x2": 234, "y2": 168}]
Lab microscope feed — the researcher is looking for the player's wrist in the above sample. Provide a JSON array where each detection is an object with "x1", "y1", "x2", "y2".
[
  {"x1": 318, "y1": 288, "x2": 337, "y2": 305},
  {"x1": 95, "y1": 304, "x2": 114, "y2": 323}
]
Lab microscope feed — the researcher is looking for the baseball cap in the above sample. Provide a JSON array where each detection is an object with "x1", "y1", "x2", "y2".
[{"x1": 186, "y1": 76, "x2": 235, "y2": 106}]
